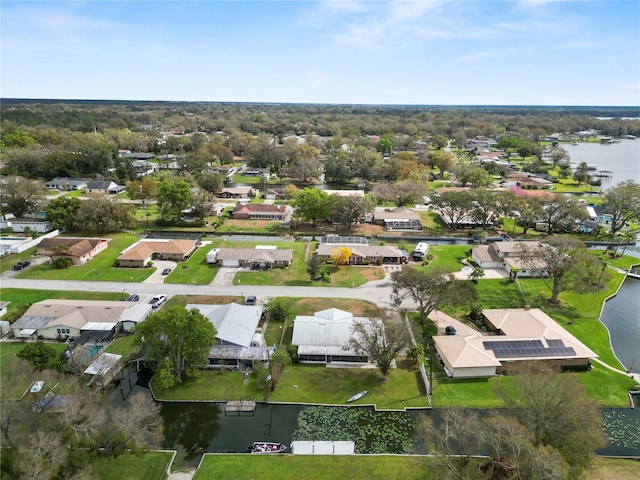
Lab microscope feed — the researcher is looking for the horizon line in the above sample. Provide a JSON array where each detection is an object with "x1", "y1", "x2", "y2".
[{"x1": 2, "y1": 98, "x2": 639, "y2": 110}]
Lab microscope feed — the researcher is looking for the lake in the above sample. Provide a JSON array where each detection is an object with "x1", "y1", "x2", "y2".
[{"x1": 561, "y1": 139, "x2": 640, "y2": 184}]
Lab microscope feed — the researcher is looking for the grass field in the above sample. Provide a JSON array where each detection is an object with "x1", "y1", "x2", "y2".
[
  {"x1": 194, "y1": 455, "x2": 432, "y2": 480},
  {"x1": 90, "y1": 451, "x2": 174, "y2": 480},
  {"x1": 424, "y1": 245, "x2": 469, "y2": 272},
  {"x1": 269, "y1": 362, "x2": 429, "y2": 409},
  {"x1": 164, "y1": 242, "x2": 219, "y2": 285}
]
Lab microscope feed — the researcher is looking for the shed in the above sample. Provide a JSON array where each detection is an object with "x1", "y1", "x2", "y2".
[
  {"x1": 0, "y1": 320, "x2": 10, "y2": 336},
  {"x1": 291, "y1": 441, "x2": 355, "y2": 455}
]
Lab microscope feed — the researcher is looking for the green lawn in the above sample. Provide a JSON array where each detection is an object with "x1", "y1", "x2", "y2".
[
  {"x1": 269, "y1": 363, "x2": 429, "y2": 409},
  {"x1": 90, "y1": 451, "x2": 173, "y2": 480},
  {"x1": 0, "y1": 246, "x2": 40, "y2": 273},
  {"x1": 194, "y1": 455, "x2": 432, "y2": 480},
  {"x1": 151, "y1": 370, "x2": 268, "y2": 402},
  {"x1": 591, "y1": 251, "x2": 640, "y2": 271},
  {"x1": 105, "y1": 334, "x2": 141, "y2": 359},
  {"x1": 15, "y1": 233, "x2": 154, "y2": 282},
  {"x1": 424, "y1": 245, "x2": 469, "y2": 272},
  {"x1": 164, "y1": 243, "x2": 219, "y2": 285}
]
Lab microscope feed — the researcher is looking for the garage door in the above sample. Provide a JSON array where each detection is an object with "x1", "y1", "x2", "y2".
[{"x1": 222, "y1": 259, "x2": 240, "y2": 267}]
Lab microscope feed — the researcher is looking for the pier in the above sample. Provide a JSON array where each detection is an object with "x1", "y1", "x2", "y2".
[{"x1": 225, "y1": 400, "x2": 256, "y2": 416}]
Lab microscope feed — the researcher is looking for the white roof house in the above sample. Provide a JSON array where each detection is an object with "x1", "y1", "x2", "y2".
[
  {"x1": 186, "y1": 303, "x2": 264, "y2": 347},
  {"x1": 292, "y1": 308, "x2": 372, "y2": 365}
]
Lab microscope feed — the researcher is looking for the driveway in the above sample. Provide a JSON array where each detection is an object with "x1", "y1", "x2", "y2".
[
  {"x1": 453, "y1": 267, "x2": 508, "y2": 280},
  {"x1": 143, "y1": 260, "x2": 178, "y2": 284}
]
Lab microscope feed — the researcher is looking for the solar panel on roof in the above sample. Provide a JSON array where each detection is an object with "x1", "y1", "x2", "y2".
[{"x1": 483, "y1": 340, "x2": 576, "y2": 359}]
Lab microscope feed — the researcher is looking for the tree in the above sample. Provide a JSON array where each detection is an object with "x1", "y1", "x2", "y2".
[
  {"x1": 17, "y1": 341, "x2": 60, "y2": 370},
  {"x1": 518, "y1": 237, "x2": 608, "y2": 304},
  {"x1": 330, "y1": 246, "x2": 352, "y2": 265},
  {"x1": 458, "y1": 166, "x2": 494, "y2": 188},
  {"x1": 573, "y1": 162, "x2": 590, "y2": 185},
  {"x1": 344, "y1": 311, "x2": 409, "y2": 379},
  {"x1": 330, "y1": 195, "x2": 373, "y2": 228},
  {"x1": 470, "y1": 189, "x2": 499, "y2": 229},
  {"x1": 75, "y1": 197, "x2": 136, "y2": 234},
  {"x1": 430, "y1": 134, "x2": 449, "y2": 150},
  {"x1": 467, "y1": 267, "x2": 485, "y2": 283},
  {"x1": 432, "y1": 191, "x2": 474, "y2": 231},
  {"x1": 370, "y1": 180, "x2": 427, "y2": 207},
  {"x1": 548, "y1": 146, "x2": 569, "y2": 167},
  {"x1": 601, "y1": 180, "x2": 640, "y2": 235},
  {"x1": 429, "y1": 150, "x2": 455, "y2": 179},
  {"x1": 0, "y1": 175, "x2": 45, "y2": 217},
  {"x1": 537, "y1": 194, "x2": 587, "y2": 234},
  {"x1": 126, "y1": 176, "x2": 157, "y2": 206},
  {"x1": 306, "y1": 253, "x2": 323, "y2": 280},
  {"x1": 293, "y1": 187, "x2": 332, "y2": 224},
  {"x1": 263, "y1": 297, "x2": 293, "y2": 323},
  {"x1": 287, "y1": 155, "x2": 323, "y2": 183},
  {"x1": 390, "y1": 266, "x2": 478, "y2": 324},
  {"x1": 268, "y1": 348, "x2": 292, "y2": 390},
  {"x1": 503, "y1": 364, "x2": 605, "y2": 478},
  {"x1": 44, "y1": 196, "x2": 82, "y2": 231},
  {"x1": 135, "y1": 306, "x2": 217, "y2": 388},
  {"x1": 155, "y1": 177, "x2": 193, "y2": 221},
  {"x1": 196, "y1": 172, "x2": 224, "y2": 197},
  {"x1": 378, "y1": 133, "x2": 394, "y2": 156}
]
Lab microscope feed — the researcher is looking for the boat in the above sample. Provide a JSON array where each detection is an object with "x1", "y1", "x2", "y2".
[
  {"x1": 30, "y1": 381, "x2": 44, "y2": 393},
  {"x1": 346, "y1": 390, "x2": 368, "y2": 403},
  {"x1": 250, "y1": 441, "x2": 288, "y2": 454}
]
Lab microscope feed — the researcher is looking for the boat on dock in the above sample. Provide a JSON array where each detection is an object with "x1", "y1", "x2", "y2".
[
  {"x1": 346, "y1": 390, "x2": 368, "y2": 403},
  {"x1": 250, "y1": 441, "x2": 288, "y2": 454}
]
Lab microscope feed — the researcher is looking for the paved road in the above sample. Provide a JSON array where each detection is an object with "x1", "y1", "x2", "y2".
[{"x1": 0, "y1": 273, "x2": 405, "y2": 311}]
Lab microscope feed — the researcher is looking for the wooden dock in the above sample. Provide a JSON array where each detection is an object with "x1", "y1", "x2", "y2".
[{"x1": 225, "y1": 400, "x2": 256, "y2": 416}]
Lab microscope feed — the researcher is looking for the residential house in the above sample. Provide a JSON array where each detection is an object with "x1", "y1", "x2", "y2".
[
  {"x1": 186, "y1": 303, "x2": 274, "y2": 369},
  {"x1": 244, "y1": 167, "x2": 271, "y2": 176},
  {"x1": 232, "y1": 203, "x2": 292, "y2": 221},
  {"x1": 291, "y1": 308, "x2": 371, "y2": 365},
  {"x1": 219, "y1": 187, "x2": 258, "y2": 199},
  {"x1": 317, "y1": 244, "x2": 407, "y2": 265},
  {"x1": 472, "y1": 241, "x2": 545, "y2": 278},
  {"x1": 372, "y1": 207, "x2": 423, "y2": 231},
  {"x1": 37, "y1": 237, "x2": 110, "y2": 265},
  {"x1": 263, "y1": 189, "x2": 281, "y2": 200},
  {"x1": 116, "y1": 238, "x2": 199, "y2": 267},
  {"x1": 10, "y1": 300, "x2": 151, "y2": 340},
  {"x1": 215, "y1": 247, "x2": 293, "y2": 268},
  {"x1": 44, "y1": 177, "x2": 90, "y2": 191},
  {"x1": 433, "y1": 308, "x2": 598, "y2": 379},
  {"x1": 85, "y1": 180, "x2": 126, "y2": 195}
]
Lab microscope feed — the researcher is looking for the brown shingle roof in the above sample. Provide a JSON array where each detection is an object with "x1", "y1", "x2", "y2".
[
  {"x1": 118, "y1": 239, "x2": 198, "y2": 260},
  {"x1": 39, "y1": 237, "x2": 109, "y2": 256}
]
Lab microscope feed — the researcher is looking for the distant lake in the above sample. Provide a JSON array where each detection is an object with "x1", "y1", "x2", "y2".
[{"x1": 562, "y1": 139, "x2": 640, "y2": 184}]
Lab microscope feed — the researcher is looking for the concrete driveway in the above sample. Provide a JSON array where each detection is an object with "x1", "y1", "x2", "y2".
[{"x1": 142, "y1": 260, "x2": 178, "y2": 284}]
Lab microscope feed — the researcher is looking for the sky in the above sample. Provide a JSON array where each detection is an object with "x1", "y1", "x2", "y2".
[{"x1": 1, "y1": 0, "x2": 639, "y2": 106}]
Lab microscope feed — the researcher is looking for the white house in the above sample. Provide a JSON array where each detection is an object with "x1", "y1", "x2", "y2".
[{"x1": 291, "y1": 308, "x2": 371, "y2": 365}]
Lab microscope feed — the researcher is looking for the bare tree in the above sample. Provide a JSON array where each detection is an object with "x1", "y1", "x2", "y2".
[
  {"x1": 517, "y1": 236, "x2": 608, "y2": 304},
  {"x1": 391, "y1": 266, "x2": 477, "y2": 323},
  {"x1": 344, "y1": 310, "x2": 409, "y2": 380}
]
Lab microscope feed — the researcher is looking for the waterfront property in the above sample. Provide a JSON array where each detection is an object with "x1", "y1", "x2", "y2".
[
  {"x1": 472, "y1": 241, "x2": 546, "y2": 278},
  {"x1": 232, "y1": 203, "x2": 292, "y2": 221},
  {"x1": 10, "y1": 299, "x2": 152, "y2": 339},
  {"x1": 316, "y1": 244, "x2": 407, "y2": 265},
  {"x1": 215, "y1": 247, "x2": 293, "y2": 269},
  {"x1": 433, "y1": 308, "x2": 598, "y2": 379},
  {"x1": 373, "y1": 207, "x2": 423, "y2": 231},
  {"x1": 186, "y1": 302, "x2": 274, "y2": 369},
  {"x1": 291, "y1": 308, "x2": 371, "y2": 365},
  {"x1": 116, "y1": 238, "x2": 200, "y2": 267}
]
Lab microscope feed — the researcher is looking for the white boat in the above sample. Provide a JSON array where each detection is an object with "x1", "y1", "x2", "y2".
[
  {"x1": 30, "y1": 381, "x2": 44, "y2": 393},
  {"x1": 346, "y1": 390, "x2": 367, "y2": 403},
  {"x1": 250, "y1": 441, "x2": 287, "y2": 454}
]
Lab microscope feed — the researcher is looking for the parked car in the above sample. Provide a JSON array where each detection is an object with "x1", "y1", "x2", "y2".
[
  {"x1": 12, "y1": 260, "x2": 31, "y2": 271},
  {"x1": 149, "y1": 294, "x2": 168, "y2": 309},
  {"x1": 445, "y1": 326, "x2": 458, "y2": 336},
  {"x1": 125, "y1": 294, "x2": 140, "y2": 302},
  {"x1": 161, "y1": 268, "x2": 172, "y2": 275},
  {"x1": 245, "y1": 296, "x2": 257, "y2": 305}
]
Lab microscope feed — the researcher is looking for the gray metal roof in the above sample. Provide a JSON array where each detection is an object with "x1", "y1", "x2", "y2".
[{"x1": 187, "y1": 303, "x2": 263, "y2": 347}]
